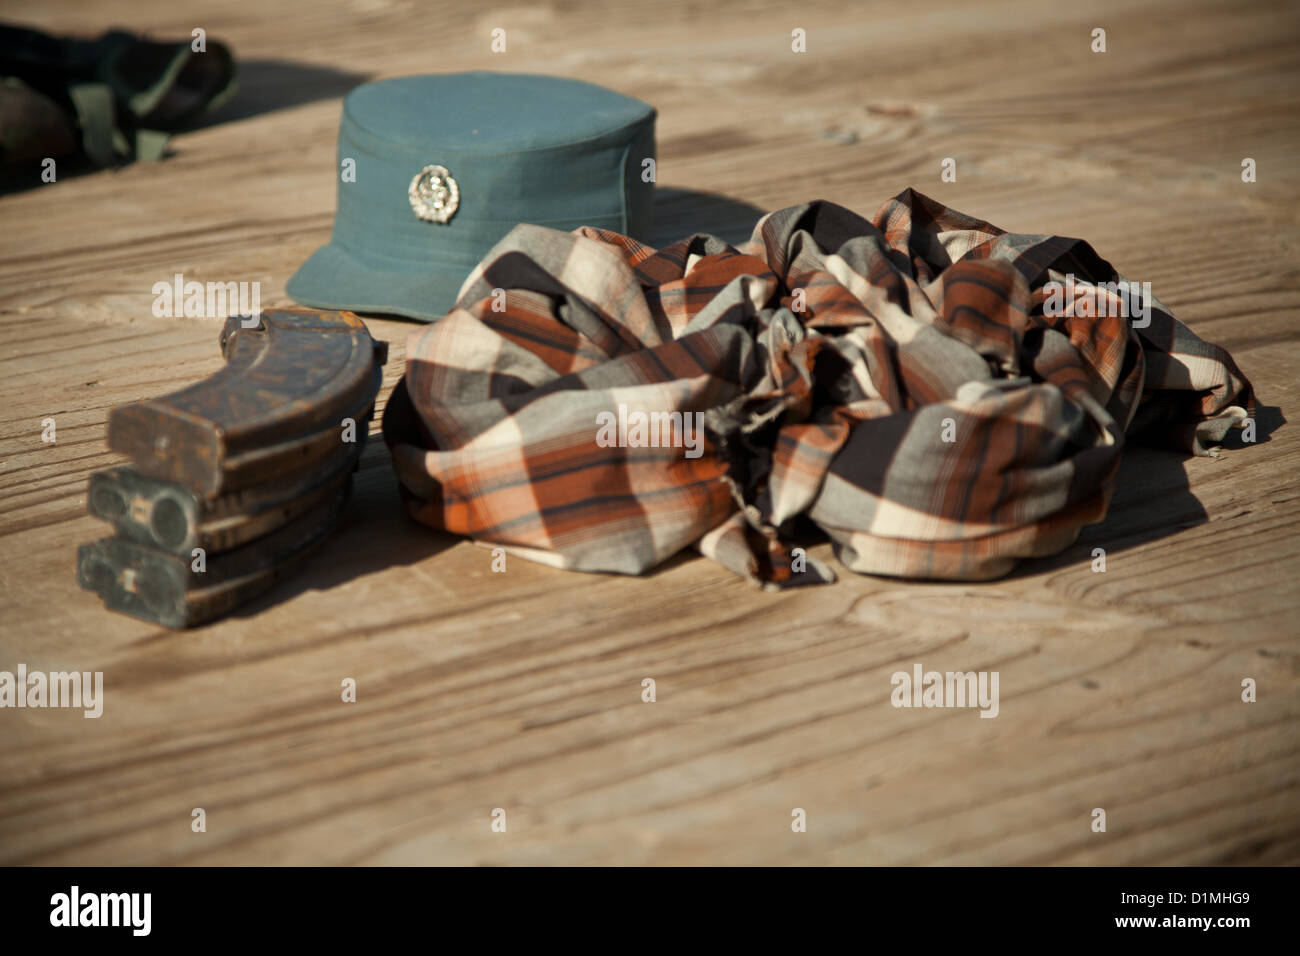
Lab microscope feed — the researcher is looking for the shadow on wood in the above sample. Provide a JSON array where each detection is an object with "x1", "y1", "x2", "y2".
[
  {"x1": 1007, "y1": 445, "x2": 1210, "y2": 580},
  {"x1": 192, "y1": 58, "x2": 370, "y2": 128},
  {"x1": 227, "y1": 444, "x2": 457, "y2": 620},
  {"x1": 1222, "y1": 403, "x2": 1285, "y2": 448},
  {"x1": 649, "y1": 187, "x2": 767, "y2": 247}
]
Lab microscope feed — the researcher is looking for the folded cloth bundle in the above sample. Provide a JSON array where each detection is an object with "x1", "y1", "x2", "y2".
[{"x1": 382, "y1": 189, "x2": 1254, "y2": 588}]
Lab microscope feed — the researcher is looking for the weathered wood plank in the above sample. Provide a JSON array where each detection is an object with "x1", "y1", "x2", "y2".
[{"x1": 0, "y1": 0, "x2": 1296, "y2": 865}]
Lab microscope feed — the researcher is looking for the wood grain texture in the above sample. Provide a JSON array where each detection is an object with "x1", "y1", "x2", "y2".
[{"x1": 0, "y1": 0, "x2": 1297, "y2": 865}]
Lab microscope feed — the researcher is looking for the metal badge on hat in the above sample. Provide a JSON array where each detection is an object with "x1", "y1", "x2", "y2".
[{"x1": 408, "y1": 164, "x2": 460, "y2": 223}]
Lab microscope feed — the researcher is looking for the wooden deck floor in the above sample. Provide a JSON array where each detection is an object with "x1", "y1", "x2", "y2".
[{"x1": 1, "y1": 0, "x2": 1297, "y2": 865}]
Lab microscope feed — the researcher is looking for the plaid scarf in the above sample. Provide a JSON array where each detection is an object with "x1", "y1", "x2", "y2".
[{"x1": 382, "y1": 189, "x2": 1253, "y2": 588}]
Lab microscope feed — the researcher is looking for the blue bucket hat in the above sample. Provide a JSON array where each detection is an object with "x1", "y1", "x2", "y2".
[{"x1": 287, "y1": 72, "x2": 656, "y2": 322}]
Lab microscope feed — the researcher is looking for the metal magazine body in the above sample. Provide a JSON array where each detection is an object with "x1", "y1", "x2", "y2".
[
  {"x1": 78, "y1": 477, "x2": 353, "y2": 628},
  {"x1": 107, "y1": 307, "x2": 386, "y2": 496},
  {"x1": 80, "y1": 307, "x2": 387, "y2": 627}
]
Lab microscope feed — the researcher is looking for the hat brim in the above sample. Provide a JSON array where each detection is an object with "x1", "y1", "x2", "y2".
[{"x1": 286, "y1": 242, "x2": 470, "y2": 322}]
